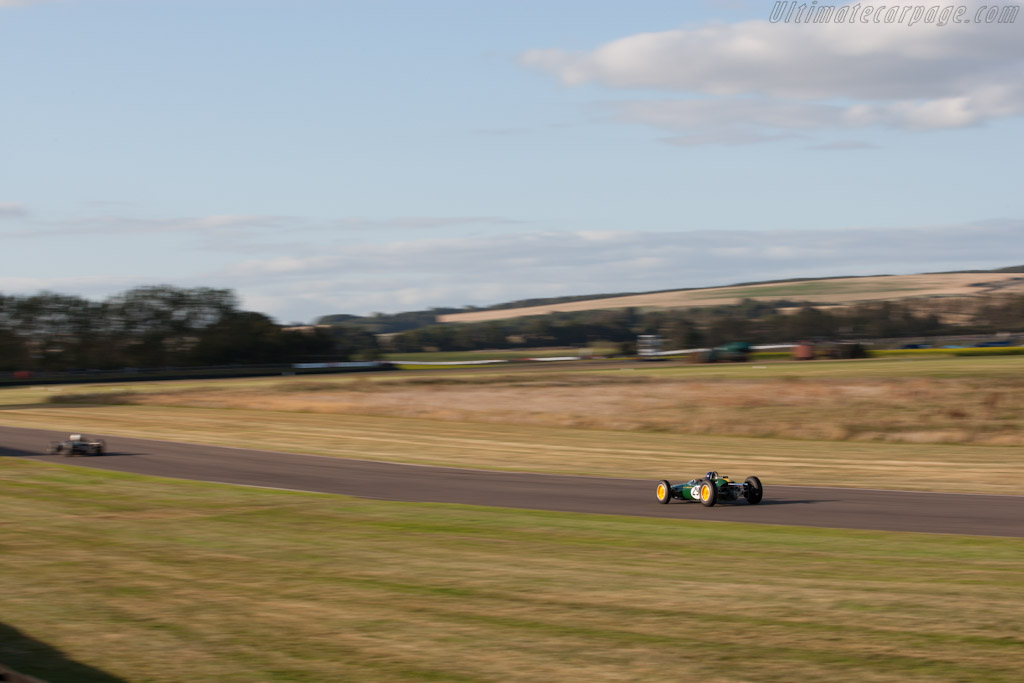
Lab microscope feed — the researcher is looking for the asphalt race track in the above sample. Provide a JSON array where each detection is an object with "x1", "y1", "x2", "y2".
[{"x1": 3, "y1": 425, "x2": 1022, "y2": 537}]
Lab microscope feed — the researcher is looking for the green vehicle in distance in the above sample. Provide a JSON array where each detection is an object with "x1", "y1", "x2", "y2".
[{"x1": 655, "y1": 472, "x2": 763, "y2": 507}]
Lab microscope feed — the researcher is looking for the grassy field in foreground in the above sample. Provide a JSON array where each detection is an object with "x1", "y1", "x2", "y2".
[{"x1": 1, "y1": 459, "x2": 1021, "y2": 683}]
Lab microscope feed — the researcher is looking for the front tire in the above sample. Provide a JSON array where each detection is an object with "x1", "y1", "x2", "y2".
[
  {"x1": 699, "y1": 480, "x2": 718, "y2": 507},
  {"x1": 744, "y1": 476, "x2": 763, "y2": 504},
  {"x1": 656, "y1": 480, "x2": 672, "y2": 504}
]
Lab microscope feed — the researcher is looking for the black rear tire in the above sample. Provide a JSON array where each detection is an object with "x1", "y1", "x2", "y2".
[
  {"x1": 699, "y1": 480, "x2": 718, "y2": 507},
  {"x1": 744, "y1": 476, "x2": 763, "y2": 504},
  {"x1": 656, "y1": 480, "x2": 672, "y2": 504}
]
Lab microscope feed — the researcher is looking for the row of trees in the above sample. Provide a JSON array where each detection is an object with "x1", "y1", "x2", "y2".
[
  {"x1": 5, "y1": 285, "x2": 1021, "y2": 370},
  {"x1": 0, "y1": 286, "x2": 379, "y2": 372},
  {"x1": 390, "y1": 296, "x2": 1024, "y2": 353}
]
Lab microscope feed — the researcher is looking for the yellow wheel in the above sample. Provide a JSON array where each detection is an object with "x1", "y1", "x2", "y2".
[
  {"x1": 699, "y1": 480, "x2": 718, "y2": 507},
  {"x1": 656, "y1": 480, "x2": 672, "y2": 504}
]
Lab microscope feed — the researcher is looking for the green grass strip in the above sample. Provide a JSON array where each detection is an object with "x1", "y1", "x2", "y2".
[{"x1": 1, "y1": 459, "x2": 1022, "y2": 682}]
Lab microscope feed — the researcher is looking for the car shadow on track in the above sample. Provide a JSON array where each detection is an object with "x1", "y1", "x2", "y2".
[
  {"x1": 0, "y1": 445, "x2": 54, "y2": 458},
  {"x1": 49, "y1": 452, "x2": 141, "y2": 458},
  {"x1": 1, "y1": 446, "x2": 141, "y2": 458},
  {"x1": 753, "y1": 498, "x2": 824, "y2": 506},
  {"x1": 666, "y1": 499, "x2": 824, "y2": 508},
  {"x1": 0, "y1": 622, "x2": 129, "y2": 683},
  {"x1": 670, "y1": 499, "x2": 824, "y2": 507},
  {"x1": 44, "y1": 451, "x2": 141, "y2": 458}
]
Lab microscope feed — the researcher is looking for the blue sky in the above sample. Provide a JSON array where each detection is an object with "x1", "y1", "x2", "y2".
[{"x1": 2, "y1": 0, "x2": 1023, "y2": 322}]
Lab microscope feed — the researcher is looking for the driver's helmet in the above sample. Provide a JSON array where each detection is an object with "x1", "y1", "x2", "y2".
[
  {"x1": 706, "y1": 471, "x2": 717, "y2": 480},
  {"x1": 70, "y1": 434, "x2": 83, "y2": 441}
]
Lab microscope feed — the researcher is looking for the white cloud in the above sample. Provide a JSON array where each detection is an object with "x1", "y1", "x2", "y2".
[
  {"x1": 524, "y1": 4, "x2": 1021, "y2": 100},
  {"x1": 0, "y1": 213, "x2": 299, "y2": 239},
  {"x1": 213, "y1": 220, "x2": 1024, "y2": 319},
  {"x1": 330, "y1": 216, "x2": 525, "y2": 230},
  {"x1": 620, "y1": 98, "x2": 841, "y2": 130},
  {"x1": 7, "y1": 215, "x2": 1022, "y2": 321},
  {"x1": 1, "y1": 212, "x2": 522, "y2": 241},
  {"x1": 0, "y1": 274, "x2": 148, "y2": 298},
  {"x1": 0, "y1": 203, "x2": 29, "y2": 219},
  {"x1": 523, "y1": 1, "x2": 1024, "y2": 143}
]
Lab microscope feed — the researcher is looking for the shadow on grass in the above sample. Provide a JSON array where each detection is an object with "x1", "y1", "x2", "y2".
[
  {"x1": 0, "y1": 622, "x2": 128, "y2": 683},
  {"x1": 0, "y1": 403, "x2": 103, "y2": 411}
]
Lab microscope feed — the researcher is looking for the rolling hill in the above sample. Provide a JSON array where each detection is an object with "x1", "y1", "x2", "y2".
[{"x1": 437, "y1": 269, "x2": 1024, "y2": 324}]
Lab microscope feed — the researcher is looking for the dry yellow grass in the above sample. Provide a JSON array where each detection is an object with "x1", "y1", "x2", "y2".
[
  {"x1": 439, "y1": 272, "x2": 1024, "y2": 322},
  {"x1": 4, "y1": 357, "x2": 1023, "y2": 491},
  {"x1": 55, "y1": 372, "x2": 1024, "y2": 446},
  {"x1": 4, "y1": 402, "x2": 1023, "y2": 492}
]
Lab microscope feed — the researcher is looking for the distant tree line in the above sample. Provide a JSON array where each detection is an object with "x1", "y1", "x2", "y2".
[
  {"x1": 0, "y1": 286, "x2": 380, "y2": 372},
  {"x1": 389, "y1": 296, "x2": 1024, "y2": 353},
  {"x1": 5, "y1": 285, "x2": 1021, "y2": 371}
]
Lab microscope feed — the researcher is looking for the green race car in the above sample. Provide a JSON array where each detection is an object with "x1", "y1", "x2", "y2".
[{"x1": 655, "y1": 472, "x2": 763, "y2": 507}]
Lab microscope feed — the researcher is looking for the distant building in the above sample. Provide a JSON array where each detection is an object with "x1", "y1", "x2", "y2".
[{"x1": 637, "y1": 334, "x2": 663, "y2": 358}]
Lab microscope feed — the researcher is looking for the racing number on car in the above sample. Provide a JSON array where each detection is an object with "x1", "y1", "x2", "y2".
[{"x1": 691, "y1": 486, "x2": 701, "y2": 499}]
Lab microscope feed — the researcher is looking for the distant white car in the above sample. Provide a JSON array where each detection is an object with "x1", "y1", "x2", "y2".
[{"x1": 47, "y1": 434, "x2": 106, "y2": 456}]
